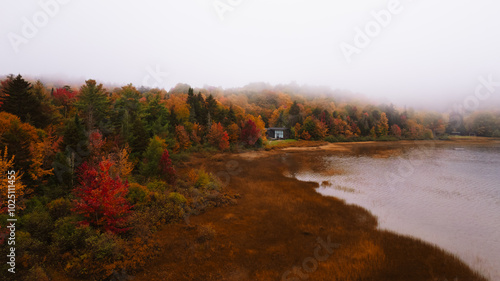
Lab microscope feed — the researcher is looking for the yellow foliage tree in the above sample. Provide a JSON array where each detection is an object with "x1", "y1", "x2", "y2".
[
  {"x1": 0, "y1": 148, "x2": 27, "y2": 214},
  {"x1": 269, "y1": 106, "x2": 289, "y2": 127},
  {"x1": 246, "y1": 114, "x2": 267, "y2": 141},
  {"x1": 28, "y1": 126, "x2": 61, "y2": 182},
  {"x1": 227, "y1": 123, "x2": 240, "y2": 143},
  {"x1": 377, "y1": 112, "x2": 389, "y2": 137},
  {"x1": 28, "y1": 142, "x2": 55, "y2": 181},
  {"x1": 108, "y1": 145, "x2": 135, "y2": 179},
  {"x1": 163, "y1": 95, "x2": 190, "y2": 123}
]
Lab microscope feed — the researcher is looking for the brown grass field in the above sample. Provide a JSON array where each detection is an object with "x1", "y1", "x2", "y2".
[{"x1": 132, "y1": 139, "x2": 497, "y2": 281}]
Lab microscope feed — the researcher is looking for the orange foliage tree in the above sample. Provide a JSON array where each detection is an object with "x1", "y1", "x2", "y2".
[
  {"x1": 331, "y1": 118, "x2": 348, "y2": 136},
  {"x1": 293, "y1": 123, "x2": 301, "y2": 139},
  {"x1": 174, "y1": 125, "x2": 192, "y2": 151},
  {"x1": 0, "y1": 112, "x2": 44, "y2": 185},
  {"x1": 207, "y1": 123, "x2": 229, "y2": 151},
  {"x1": 189, "y1": 123, "x2": 201, "y2": 145}
]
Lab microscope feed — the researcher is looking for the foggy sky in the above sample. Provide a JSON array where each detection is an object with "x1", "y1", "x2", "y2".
[{"x1": 1, "y1": 0, "x2": 499, "y2": 109}]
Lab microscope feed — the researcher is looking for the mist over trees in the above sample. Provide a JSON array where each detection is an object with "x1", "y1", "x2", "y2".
[{"x1": 0, "y1": 74, "x2": 499, "y2": 279}]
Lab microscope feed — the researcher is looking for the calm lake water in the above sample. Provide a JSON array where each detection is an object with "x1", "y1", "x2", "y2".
[{"x1": 292, "y1": 144, "x2": 500, "y2": 280}]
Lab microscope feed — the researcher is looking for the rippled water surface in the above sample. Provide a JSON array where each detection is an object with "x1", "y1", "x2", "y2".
[{"x1": 293, "y1": 144, "x2": 500, "y2": 280}]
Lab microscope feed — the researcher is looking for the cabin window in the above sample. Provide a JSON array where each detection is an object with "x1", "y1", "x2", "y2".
[{"x1": 275, "y1": 130, "x2": 284, "y2": 139}]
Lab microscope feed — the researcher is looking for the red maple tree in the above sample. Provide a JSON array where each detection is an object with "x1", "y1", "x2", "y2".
[
  {"x1": 160, "y1": 149, "x2": 176, "y2": 184},
  {"x1": 391, "y1": 124, "x2": 402, "y2": 137},
  {"x1": 72, "y1": 160, "x2": 131, "y2": 233},
  {"x1": 53, "y1": 87, "x2": 76, "y2": 106},
  {"x1": 241, "y1": 119, "x2": 260, "y2": 145}
]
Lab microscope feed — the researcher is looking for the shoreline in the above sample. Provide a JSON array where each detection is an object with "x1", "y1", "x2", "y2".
[
  {"x1": 237, "y1": 137, "x2": 500, "y2": 161},
  {"x1": 288, "y1": 141, "x2": 500, "y2": 280},
  {"x1": 131, "y1": 139, "x2": 495, "y2": 280}
]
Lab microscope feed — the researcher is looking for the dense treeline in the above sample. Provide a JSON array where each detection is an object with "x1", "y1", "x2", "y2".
[{"x1": 0, "y1": 74, "x2": 499, "y2": 280}]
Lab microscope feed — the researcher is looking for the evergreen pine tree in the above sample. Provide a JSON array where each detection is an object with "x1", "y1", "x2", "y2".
[
  {"x1": 0, "y1": 74, "x2": 36, "y2": 123},
  {"x1": 129, "y1": 118, "x2": 149, "y2": 158},
  {"x1": 75, "y1": 79, "x2": 110, "y2": 131},
  {"x1": 61, "y1": 114, "x2": 88, "y2": 157}
]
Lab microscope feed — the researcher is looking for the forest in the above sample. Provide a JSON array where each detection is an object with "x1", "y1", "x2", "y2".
[{"x1": 0, "y1": 74, "x2": 499, "y2": 280}]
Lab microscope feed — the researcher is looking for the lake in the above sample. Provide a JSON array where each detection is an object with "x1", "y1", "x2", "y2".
[{"x1": 291, "y1": 143, "x2": 500, "y2": 280}]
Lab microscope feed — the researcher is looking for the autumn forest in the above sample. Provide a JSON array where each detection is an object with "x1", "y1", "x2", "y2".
[{"x1": 0, "y1": 74, "x2": 499, "y2": 280}]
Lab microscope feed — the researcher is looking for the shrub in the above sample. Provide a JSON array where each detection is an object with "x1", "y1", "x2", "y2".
[
  {"x1": 325, "y1": 135, "x2": 347, "y2": 142},
  {"x1": 376, "y1": 135, "x2": 398, "y2": 142},
  {"x1": 64, "y1": 230, "x2": 124, "y2": 279},
  {"x1": 492, "y1": 129, "x2": 500, "y2": 138},
  {"x1": 326, "y1": 135, "x2": 378, "y2": 143},
  {"x1": 170, "y1": 151, "x2": 190, "y2": 163},
  {"x1": 197, "y1": 223, "x2": 216, "y2": 243},
  {"x1": 146, "y1": 180, "x2": 169, "y2": 192},
  {"x1": 325, "y1": 135, "x2": 338, "y2": 143},
  {"x1": 194, "y1": 170, "x2": 211, "y2": 189},
  {"x1": 16, "y1": 231, "x2": 47, "y2": 265},
  {"x1": 51, "y1": 216, "x2": 93, "y2": 253},
  {"x1": 85, "y1": 232, "x2": 122, "y2": 261},
  {"x1": 229, "y1": 143, "x2": 242, "y2": 153},
  {"x1": 255, "y1": 137, "x2": 263, "y2": 148},
  {"x1": 47, "y1": 198, "x2": 72, "y2": 220},
  {"x1": 360, "y1": 136, "x2": 375, "y2": 141},
  {"x1": 22, "y1": 209, "x2": 53, "y2": 242},
  {"x1": 168, "y1": 192, "x2": 187, "y2": 205},
  {"x1": 423, "y1": 129, "x2": 434, "y2": 140},
  {"x1": 24, "y1": 265, "x2": 50, "y2": 281},
  {"x1": 127, "y1": 182, "x2": 149, "y2": 206}
]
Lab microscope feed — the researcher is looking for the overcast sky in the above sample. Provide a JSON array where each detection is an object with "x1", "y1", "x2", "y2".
[{"x1": 1, "y1": 0, "x2": 499, "y2": 108}]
